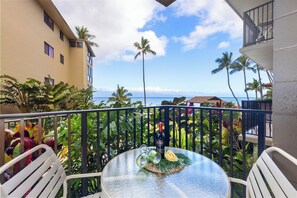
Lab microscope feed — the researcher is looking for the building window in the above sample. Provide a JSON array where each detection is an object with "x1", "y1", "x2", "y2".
[
  {"x1": 44, "y1": 11, "x2": 54, "y2": 30},
  {"x1": 87, "y1": 53, "x2": 93, "y2": 65},
  {"x1": 60, "y1": 31, "x2": 64, "y2": 41},
  {"x1": 77, "y1": 42, "x2": 83, "y2": 48},
  {"x1": 60, "y1": 54, "x2": 64, "y2": 64},
  {"x1": 44, "y1": 42, "x2": 54, "y2": 58},
  {"x1": 69, "y1": 41, "x2": 76, "y2": 47},
  {"x1": 88, "y1": 66, "x2": 93, "y2": 82},
  {"x1": 44, "y1": 77, "x2": 54, "y2": 86}
]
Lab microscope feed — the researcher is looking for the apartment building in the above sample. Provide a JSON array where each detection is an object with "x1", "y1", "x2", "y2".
[
  {"x1": 1, "y1": 0, "x2": 95, "y2": 90},
  {"x1": 226, "y1": 0, "x2": 297, "y2": 159}
]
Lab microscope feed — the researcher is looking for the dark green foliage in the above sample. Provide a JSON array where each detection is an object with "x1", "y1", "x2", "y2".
[
  {"x1": 161, "y1": 96, "x2": 186, "y2": 105},
  {"x1": 155, "y1": 153, "x2": 191, "y2": 173},
  {"x1": 0, "y1": 75, "x2": 46, "y2": 112},
  {"x1": 0, "y1": 75, "x2": 95, "y2": 112}
]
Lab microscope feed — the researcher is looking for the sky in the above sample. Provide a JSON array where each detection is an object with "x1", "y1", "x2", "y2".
[{"x1": 53, "y1": 0, "x2": 269, "y2": 98}]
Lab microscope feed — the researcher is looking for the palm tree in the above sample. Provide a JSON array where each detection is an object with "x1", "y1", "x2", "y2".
[
  {"x1": 211, "y1": 52, "x2": 240, "y2": 107},
  {"x1": 263, "y1": 86, "x2": 272, "y2": 100},
  {"x1": 134, "y1": 37, "x2": 156, "y2": 106},
  {"x1": 246, "y1": 79, "x2": 261, "y2": 99},
  {"x1": 253, "y1": 64, "x2": 265, "y2": 99},
  {"x1": 266, "y1": 70, "x2": 274, "y2": 83},
  {"x1": 75, "y1": 26, "x2": 99, "y2": 47},
  {"x1": 108, "y1": 85, "x2": 132, "y2": 107},
  {"x1": 230, "y1": 56, "x2": 256, "y2": 100}
]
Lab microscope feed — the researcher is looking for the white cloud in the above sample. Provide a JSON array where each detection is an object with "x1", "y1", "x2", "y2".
[
  {"x1": 154, "y1": 13, "x2": 167, "y2": 23},
  {"x1": 172, "y1": 0, "x2": 242, "y2": 50},
  {"x1": 217, "y1": 41, "x2": 230, "y2": 49},
  {"x1": 52, "y1": 0, "x2": 168, "y2": 63}
]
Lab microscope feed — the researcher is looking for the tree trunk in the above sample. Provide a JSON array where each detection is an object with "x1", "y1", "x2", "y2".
[
  {"x1": 243, "y1": 68, "x2": 249, "y2": 100},
  {"x1": 257, "y1": 66, "x2": 263, "y2": 100},
  {"x1": 255, "y1": 90, "x2": 258, "y2": 100},
  {"x1": 142, "y1": 53, "x2": 146, "y2": 106},
  {"x1": 226, "y1": 68, "x2": 240, "y2": 107},
  {"x1": 266, "y1": 70, "x2": 273, "y2": 82}
]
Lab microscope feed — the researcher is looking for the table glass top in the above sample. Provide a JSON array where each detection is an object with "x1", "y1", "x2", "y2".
[{"x1": 102, "y1": 147, "x2": 230, "y2": 198}]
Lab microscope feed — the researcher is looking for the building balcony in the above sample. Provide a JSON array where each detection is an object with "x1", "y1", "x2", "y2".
[
  {"x1": 226, "y1": 0, "x2": 274, "y2": 70},
  {"x1": 243, "y1": 1, "x2": 274, "y2": 47},
  {"x1": 240, "y1": 100, "x2": 273, "y2": 146},
  {"x1": 0, "y1": 105, "x2": 272, "y2": 196},
  {"x1": 241, "y1": 1, "x2": 274, "y2": 70}
]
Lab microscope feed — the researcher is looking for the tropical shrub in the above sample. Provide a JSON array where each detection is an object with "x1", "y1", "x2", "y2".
[{"x1": 0, "y1": 75, "x2": 94, "y2": 112}]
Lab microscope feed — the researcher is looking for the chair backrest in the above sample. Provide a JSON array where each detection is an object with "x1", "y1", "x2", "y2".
[
  {"x1": 0, "y1": 144, "x2": 66, "y2": 197},
  {"x1": 246, "y1": 147, "x2": 297, "y2": 198}
]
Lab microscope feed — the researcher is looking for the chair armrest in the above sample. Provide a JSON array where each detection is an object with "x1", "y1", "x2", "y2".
[
  {"x1": 62, "y1": 172, "x2": 102, "y2": 198},
  {"x1": 229, "y1": 177, "x2": 247, "y2": 186},
  {"x1": 227, "y1": 177, "x2": 247, "y2": 198},
  {"x1": 65, "y1": 172, "x2": 102, "y2": 181},
  {"x1": 266, "y1": 147, "x2": 297, "y2": 166}
]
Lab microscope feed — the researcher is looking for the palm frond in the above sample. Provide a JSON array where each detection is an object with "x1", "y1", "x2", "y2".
[
  {"x1": 134, "y1": 42, "x2": 141, "y2": 49},
  {"x1": 75, "y1": 25, "x2": 99, "y2": 47},
  {"x1": 134, "y1": 52, "x2": 141, "y2": 60},
  {"x1": 211, "y1": 67, "x2": 224, "y2": 74}
]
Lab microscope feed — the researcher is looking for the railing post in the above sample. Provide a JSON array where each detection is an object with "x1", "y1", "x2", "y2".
[
  {"x1": 81, "y1": 112, "x2": 88, "y2": 196},
  {"x1": 0, "y1": 119, "x2": 5, "y2": 183},
  {"x1": 164, "y1": 106, "x2": 170, "y2": 146},
  {"x1": 67, "y1": 114, "x2": 72, "y2": 198},
  {"x1": 243, "y1": 12, "x2": 247, "y2": 46},
  {"x1": 258, "y1": 112, "x2": 266, "y2": 157}
]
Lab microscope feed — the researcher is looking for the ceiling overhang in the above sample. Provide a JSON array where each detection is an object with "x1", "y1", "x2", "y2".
[
  {"x1": 240, "y1": 40, "x2": 273, "y2": 71},
  {"x1": 155, "y1": 0, "x2": 176, "y2": 7}
]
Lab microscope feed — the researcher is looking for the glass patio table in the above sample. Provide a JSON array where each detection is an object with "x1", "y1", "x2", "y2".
[{"x1": 101, "y1": 147, "x2": 230, "y2": 198}]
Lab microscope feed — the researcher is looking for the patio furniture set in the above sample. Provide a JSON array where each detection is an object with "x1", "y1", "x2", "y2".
[{"x1": 0, "y1": 144, "x2": 296, "y2": 197}]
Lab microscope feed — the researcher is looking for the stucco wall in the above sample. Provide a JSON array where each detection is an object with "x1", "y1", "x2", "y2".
[
  {"x1": 69, "y1": 43, "x2": 86, "y2": 89},
  {"x1": 1, "y1": 0, "x2": 71, "y2": 84},
  {"x1": 273, "y1": 0, "x2": 297, "y2": 158}
]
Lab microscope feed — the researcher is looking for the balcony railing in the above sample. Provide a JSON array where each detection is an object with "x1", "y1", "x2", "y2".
[
  {"x1": 0, "y1": 106, "x2": 272, "y2": 197},
  {"x1": 242, "y1": 100, "x2": 272, "y2": 138},
  {"x1": 243, "y1": 1, "x2": 274, "y2": 47}
]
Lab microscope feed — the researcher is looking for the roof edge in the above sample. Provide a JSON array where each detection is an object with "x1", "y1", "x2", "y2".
[
  {"x1": 225, "y1": 0, "x2": 243, "y2": 19},
  {"x1": 37, "y1": 0, "x2": 77, "y2": 40}
]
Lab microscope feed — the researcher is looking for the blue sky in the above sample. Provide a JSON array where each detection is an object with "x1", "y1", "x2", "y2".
[{"x1": 53, "y1": 0, "x2": 269, "y2": 97}]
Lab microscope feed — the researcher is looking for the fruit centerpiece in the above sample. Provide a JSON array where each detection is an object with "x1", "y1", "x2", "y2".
[{"x1": 136, "y1": 146, "x2": 191, "y2": 174}]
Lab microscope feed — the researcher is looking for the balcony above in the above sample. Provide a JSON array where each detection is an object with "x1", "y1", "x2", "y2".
[
  {"x1": 240, "y1": 39, "x2": 273, "y2": 70},
  {"x1": 225, "y1": 0, "x2": 272, "y2": 19},
  {"x1": 243, "y1": 1, "x2": 273, "y2": 47},
  {"x1": 226, "y1": 0, "x2": 274, "y2": 70}
]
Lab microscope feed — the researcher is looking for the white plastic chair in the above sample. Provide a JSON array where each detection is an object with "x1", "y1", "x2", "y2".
[
  {"x1": 0, "y1": 144, "x2": 102, "y2": 198},
  {"x1": 229, "y1": 147, "x2": 297, "y2": 197}
]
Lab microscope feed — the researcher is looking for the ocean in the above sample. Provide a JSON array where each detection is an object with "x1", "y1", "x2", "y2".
[{"x1": 94, "y1": 96, "x2": 252, "y2": 106}]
